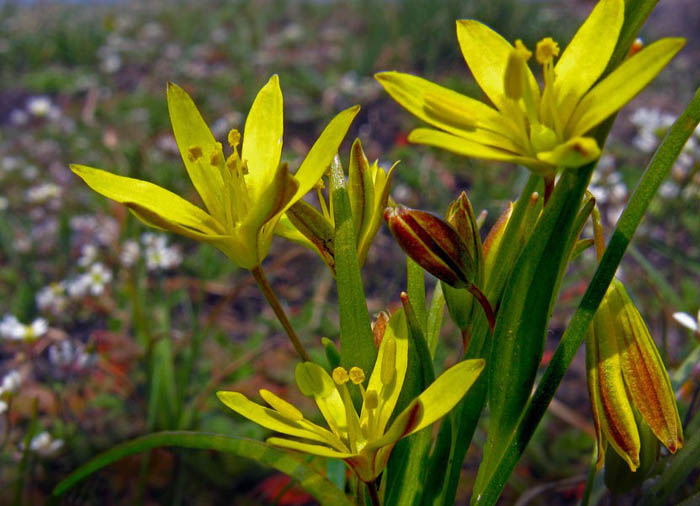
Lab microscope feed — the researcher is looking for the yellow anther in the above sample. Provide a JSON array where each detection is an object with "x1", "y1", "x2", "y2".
[
  {"x1": 210, "y1": 151, "x2": 223, "y2": 167},
  {"x1": 381, "y1": 337, "x2": 397, "y2": 385},
  {"x1": 332, "y1": 367, "x2": 349, "y2": 385},
  {"x1": 349, "y1": 367, "x2": 366, "y2": 385},
  {"x1": 259, "y1": 389, "x2": 303, "y2": 421},
  {"x1": 365, "y1": 390, "x2": 378, "y2": 410},
  {"x1": 313, "y1": 178, "x2": 326, "y2": 191},
  {"x1": 535, "y1": 37, "x2": 560, "y2": 65},
  {"x1": 504, "y1": 40, "x2": 532, "y2": 100},
  {"x1": 187, "y1": 145, "x2": 203, "y2": 162},
  {"x1": 228, "y1": 129, "x2": 241, "y2": 148}
]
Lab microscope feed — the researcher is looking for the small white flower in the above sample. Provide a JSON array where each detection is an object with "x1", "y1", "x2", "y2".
[
  {"x1": 119, "y1": 239, "x2": 140, "y2": 267},
  {"x1": 674, "y1": 310, "x2": 699, "y2": 336},
  {"x1": 0, "y1": 370, "x2": 21, "y2": 397},
  {"x1": 85, "y1": 262, "x2": 112, "y2": 296},
  {"x1": 0, "y1": 315, "x2": 47, "y2": 341},
  {"x1": 26, "y1": 183, "x2": 62, "y2": 204},
  {"x1": 67, "y1": 275, "x2": 90, "y2": 298},
  {"x1": 0, "y1": 196, "x2": 8, "y2": 211},
  {"x1": 26, "y1": 96, "x2": 52, "y2": 117},
  {"x1": 0, "y1": 400, "x2": 6, "y2": 414},
  {"x1": 78, "y1": 244, "x2": 99, "y2": 267},
  {"x1": 27, "y1": 431, "x2": 64, "y2": 457},
  {"x1": 36, "y1": 282, "x2": 69, "y2": 314}
]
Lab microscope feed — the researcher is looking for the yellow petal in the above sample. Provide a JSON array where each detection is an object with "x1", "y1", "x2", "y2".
[
  {"x1": 374, "y1": 71, "x2": 509, "y2": 139},
  {"x1": 216, "y1": 391, "x2": 339, "y2": 447},
  {"x1": 288, "y1": 105, "x2": 360, "y2": 210},
  {"x1": 266, "y1": 437, "x2": 354, "y2": 459},
  {"x1": 610, "y1": 282, "x2": 683, "y2": 454},
  {"x1": 553, "y1": 0, "x2": 624, "y2": 126},
  {"x1": 243, "y1": 162, "x2": 299, "y2": 233},
  {"x1": 274, "y1": 214, "x2": 318, "y2": 252},
  {"x1": 456, "y1": 20, "x2": 539, "y2": 112},
  {"x1": 408, "y1": 128, "x2": 541, "y2": 169},
  {"x1": 400, "y1": 358, "x2": 484, "y2": 437},
  {"x1": 590, "y1": 299, "x2": 641, "y2": 471},
  {"x1": 568, "y1": 38, "x2": 685, "y2": 138},
  {"x1": 166, "y1": 82, "x2": 226, "y2": 223},
  {"x1": 363, "y1": 309, "x2": 409, "y2": 436},
  {"x1": 536, "y1": 136, "x2": 600, "y2": 169},
  {"x1": 295, "y1": 362, "x2": 349, "y2": 439},
  {"x1": 242, "y1": 75, "x2": 284, "y2": 202},
  {"x1": 71, "y1": 164, "x2": 226, "y2": 235}
]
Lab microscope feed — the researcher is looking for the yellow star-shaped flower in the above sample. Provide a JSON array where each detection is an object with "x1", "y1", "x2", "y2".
[
  {"x1": 72, "y1": 76, "x2": 359, "y2": 269},
  {"x1": 218, "y1": 311, "x2": 484, "y2": 482},
  {"x1": 376, "y1": 0, "x2": 684, "y2": 175}
]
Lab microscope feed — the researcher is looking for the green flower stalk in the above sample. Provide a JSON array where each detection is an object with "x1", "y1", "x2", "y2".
[
  {"x1": 218, "y1": 311, "x2": 484, "y2": 482},
  {"x1": 586, "y1": 279, "x2": 683, "y2": 471},
  {"x1": 376, "y1": 0, "x2": 684, "y2": 175},
  {"x1": 72, "y1": 76, "x2": 359, "y2": 270}
]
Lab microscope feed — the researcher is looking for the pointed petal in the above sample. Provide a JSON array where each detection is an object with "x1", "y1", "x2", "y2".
[
  {"x1": 456, "y1": 20, "x2": 539, "y2": 112},
  {"x1": 408, "y1": 128, "x2": 542, "y2": 169},
  {"x1": 295, "y1": 362, "x2": 349, "y2": 439},
  {"x1": 283, "y1": 200, "x2": 336, "y2": 272},
  {"x1": 591, "y1": 298, "x2": 641, "y2": 471},
  {"x1": 167, "y1": 82, "x2": 227, "y2": 222},
  {"x1": 217, "y1": 391, "x2": 339, "y2": 447},
  {"x1": 553, "y1": 0, "x2": 624, "y2": 126},
  {"x1": 243, "y1": 162, "x2": 299, "y2": 233},
  {"x1": 401, "y1": 358, "x2": 484, "y2": 437},
  {"x1": 348, "y1": 139, "x2": 374, "y2": 242},
  {"x1": 363, "y1": 309, "x2": 409, "y2": 435},
  {"x1": 288, "y1": 105, "x2": 360, "y2": 210},
  {"x1": 536, "y1": 136, "x2": 600, "y2": 169},
  {"x1": 266, "y1": 437, "x2": 354, "y2": 459},
  {"x1": 242, "y1": 75, "x2": 284, "y2": 201},
  {"x1": 568, "y1": 38, "x2": 685, "y2": 138},
  {"x1": 611, "y1": 282, "x2": 683, "y2": 453},
  {"x1": 374, "y1": 71, "x2": 521, "y2": 150},
  {"x1": 71, "y1": 164, "x2": 226, "y2": 235},
  {"x1": 585, "y1": 327, "x2": 607, "y2": 469}
]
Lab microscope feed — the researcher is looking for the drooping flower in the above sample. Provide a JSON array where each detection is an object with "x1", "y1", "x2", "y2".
[
  {"x1": 72, "y1": 76, "x2": 359, "y2": 269},
  {"x1": 218, "y1": 311, "x2": 484, "y2": 482},
  {"x1": 586, "y1": 279, "x2": 682, "y2": 471},
  {"x1": 376, "y1": 0, "x2": 684, "y2": 175}
]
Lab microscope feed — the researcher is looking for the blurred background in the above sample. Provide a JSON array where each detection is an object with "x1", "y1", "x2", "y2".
[{"x1": 0, "y1": 0, "x2": 699, "y2": 504}]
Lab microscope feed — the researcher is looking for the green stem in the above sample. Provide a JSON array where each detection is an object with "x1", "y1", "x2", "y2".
[
  {"x1": 251, "y1": 265, "x2": 310, "y2": 362},
  {"x1": 477, "y1": 86, "x2": 700, "y2": 506},
  {"x1": 579, "y1": 445, "x2": 598, "y2": 506}
]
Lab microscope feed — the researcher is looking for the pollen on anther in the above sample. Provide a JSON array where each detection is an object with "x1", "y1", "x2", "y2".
[
  {"x1": 332, "y1": 367, "x2": 349, "y2": 385},
  {"x1": 349, "y1": 367, "x2": 366, "y2": 385},
  {"x1": 228, "y1": 129, "x2": 241, "y2": 148},
  {"x1": 188, "y1": 145, "x2": 203, "y2": 162},
  {"x1": 535, "y1": 37, "x2": 560, "y2": 65}
]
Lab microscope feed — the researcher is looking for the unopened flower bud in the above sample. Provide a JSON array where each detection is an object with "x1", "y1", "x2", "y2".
[{"x1": 384, "y1": 206, "x2": 475, "y2": 288}]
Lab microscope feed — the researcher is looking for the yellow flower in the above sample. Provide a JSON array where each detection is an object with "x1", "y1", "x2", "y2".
[
  {"x1": 71, "y1": 76, "x2": 359, "y2": 269},
  {"x1": 218, "y1": 311, "x2": 484, "y2": 482},
  {"x1": 376, "y1": 0, "x2": 684, "y2": 175},
  {"x1": 586, "y1": 279, "x2": 683, "y2": 471}
]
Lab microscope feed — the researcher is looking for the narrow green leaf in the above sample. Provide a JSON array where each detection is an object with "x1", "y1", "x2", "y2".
[
  {"x1": 437, "y1": 174, "x2": 539, "y2": 506},
  {"x1": 50, "y1": 431, "x2": 353, "y2": 506},
  {"x1": 475, "y1": 86, "x2": 700, "y2": 506},
  {"x1": 330, "y1": 155, "x2": 377, "y2": 381},
  {"x1": 426, "y1": 282, "x2": 445, "y2": 357},
  {"x1": 407, "y1": 258, "x2": 428, "y2": 335}
]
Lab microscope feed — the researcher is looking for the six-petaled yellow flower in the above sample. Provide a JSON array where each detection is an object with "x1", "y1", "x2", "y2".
[
  {"x1": 218, "y1": 311, "x2": 484, "y2": 482},
  {"x1": 72, "y1": 76, "x2": 359, "y2": 269},
  {"x1": 376, "y1": 0, "x2": 685, "y2": 175}
]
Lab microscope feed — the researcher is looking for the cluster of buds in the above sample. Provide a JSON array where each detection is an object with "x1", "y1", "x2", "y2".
[{"x1": 586, "y1": 279, "x2": 682, "y2": 475}]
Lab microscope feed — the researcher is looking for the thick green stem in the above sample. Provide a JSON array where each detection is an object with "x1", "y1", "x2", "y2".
[{"x1": 251, "y1": 265, "x2": 310, "y2": 361}]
